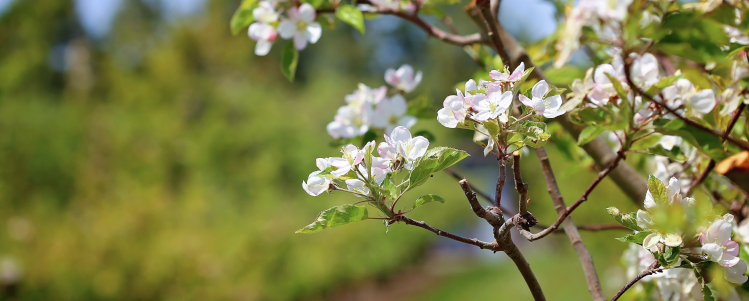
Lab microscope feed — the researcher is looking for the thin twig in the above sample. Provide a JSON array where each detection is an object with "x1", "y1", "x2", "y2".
[
  {"x1": 532, "y1": 147, "x2": 606, "y2": 301},
  {"x1": 686, "y1": 102, "x2": 747, "y2": 195},
  {"x1": 444, "y1": 168, "x2": 516, "y2": 214},
  {"x1": 473, "y1": 0, "x2": 511, "y2": 67},
  {"x1": 611, "y1": 262, "x2": 664, "y2": 301},
  {"x1": 513, "y1": 151, "x2": 529, "y2": 215},
  {"x1": 459, "y1": 179, "x2": 504, "y2": 226},
  {"x1": 518, "y1": 151, "x2": 626, "y2": 241},
  {"x1": 395, "y1": 215, "x2": 502, "y2": 251}
]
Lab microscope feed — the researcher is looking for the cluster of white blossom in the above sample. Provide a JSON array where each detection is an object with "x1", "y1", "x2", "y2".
[
  {"x1": 248, "y1": 2, "x2": 322, "y2": 56},
  {"x1": 437, "y1": 63, "x2": 564, "y2": 155},
  {"x1": 617, "y1": 176, "x2": 748, "y2": 299},
  {"x1": 327, "y1": 65, "x2": 422, "y2": 139},
  {"x1": 303, "y1": 126, "x2": 428, "y2": 196}
]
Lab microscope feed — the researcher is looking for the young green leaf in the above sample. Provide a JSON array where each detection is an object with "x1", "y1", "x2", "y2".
[
  {"x1": 335, "y1": 4, "x2": 365, "y2": 34},
  {"x1": 412, "y1": 194, "x2": 445, "y2": 210},
  {"x1": 296, "y1": 204, "x2": 369, "y2": 233},
  {"x1": 230, "y1": 0, "x2": 260, "y2": 36},
  {"x1": 606, "y1": 207, "x2": 643, "y2": 231},
  {"x1": 577, "y1": 126, "x2": 606, "y2": 146},
  {"x1": 648, "y1": 175, "x2": 668, "y2": 205},
  {"x1": 615, "y1": 231, "x2": 652, "y2": 244},
  {"x1": 281, "y1": 42, "x2": 299, "y2": 81}
]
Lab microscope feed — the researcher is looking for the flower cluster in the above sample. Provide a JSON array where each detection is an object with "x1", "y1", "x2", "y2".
[
  {"x1": 327, "y1": 65, "x2": 422, "y2": 139},
  {"x1": 611, "y1": 176, "x2": 748, "y2": 299},
  {"x1": 248, "y1": 2, "x2": 322, "y2": 56},
  {"x1": 303, "y1": 126, "x2": 428, "y2": 197}
]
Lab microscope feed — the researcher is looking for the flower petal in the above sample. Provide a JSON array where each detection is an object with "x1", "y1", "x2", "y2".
[
  {"x1": 307, "y1": 22, "x2": 322, "y2": 44},
  {"x1": 277, "y1": 20, "x2": 296, "y2": 39},
  {"x1": 532, "y1": 80, "x2": 549, "y2": 99},
  {"x1": 297, "y1": 3, "x2": 316, "y2": 22}
]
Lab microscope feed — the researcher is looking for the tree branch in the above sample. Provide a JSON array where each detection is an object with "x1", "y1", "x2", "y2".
[
  {"x1": 513, "y1": 151, "x2": 529, "y2": 215},
  {"x1": 503, "y1": 239, "x2": 547, "y2": 301},
  {"x1": 395, "y1": 215, "x2": 502, "y2": 251},
  {"x1": 611, "y1": 262, "x2": 663, "y2": 301},
  {"x1": 532, "y1": 147, "x2": 606, "y2": 301},
  {"x1": 517, "y1": 151, "x2": 625, "y2": 241},
  {"x1": 686, "y1": 102, "x2": 748, "y2": 195}
]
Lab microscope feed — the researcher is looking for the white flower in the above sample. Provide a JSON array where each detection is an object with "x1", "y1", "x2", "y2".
[
  {"x1": 327, "y1": 105, "x2": 372, "y2": 139},
  {"x1": 371, "y1": 94, "x2": 416, "y2": 133},
  {"x1": 380, "y1": 126, "x2": 429, "y2": 170},
  {"x1": 473, "y1": 123, "x2": 495, "y2": 156},
  {"x1": 437, "y1": 90, "x2": 468, "y2": 128},
  {"x1": 345, "y1": 179, "x2": 371, "y2": 196},
  {"x1": 636, "y1": 209, "x2": 654, "y2": 229},
  {"x1": 489, "y1": 62, "x2": 525, "y2": 82},
  {"x1": 725, "y1": 260, "x2": 749, "y2": 284},
  {"x1": 277, "y1": 4, "x2": 322, "y2": 50},
  {"x1": 385, "y1": 64, "x2": 423, "y2": 93},
  {"x1": 302, "y1": 171, "x2": 332, "y2": 196},
  {"x1": 474, "y1": 88, "x2": 512, "y2": 122},
  {"x1": 630, "y1": 53, "x2": 660, "y2": 89},
  {"x1": 701, "y1": 219, "x2": 741, "y2": 267},
  {"x1": 253, "y1": 1, "x2": 279, "y2": 23},
  {"x1": 519, "y1": 80, "x2": 565, "y2": 118},
  {"x1": 662, "y1": 79, "x2": 716, "y2": 115},
  {"x1": 328, "y1": 144, "x2": 364, "y2": 177},
  {"x1": 248, "y1": 23, "x2": 278, "y2": 56}
]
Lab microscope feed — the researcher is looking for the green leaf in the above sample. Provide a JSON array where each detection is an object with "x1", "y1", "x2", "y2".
[
  {"x1": 648, "y1": 175, "x2": 668, "y2": 206},
  {"x1": 412, "y1": 194, "x2": 445, "y2": 210},
  {"x1": 281, "y1": 42, "x2": 299, "y2": 82},
  {"x1": 615, "y1": 231, "x2": 652, "y2": 244},
  {"x1": 229, "y1": 0, "x2": 260, "y2": 35},
  {"x1": 654, "y1": 126, "x2": 725, "y2": 161},
  {"x1": 577, "y1": 126, "x2": 606, "y2": 146},
  {"x1": 647, "y1": 145, "x2": 687, "y2": 161},
  {"x1": 517, "y1": 121, "x2": 551, "y2": 148},
  {"x1": 483, "y1": 120, "x2": 500, "y2": 139},
  {"x1": 407, "y1": 147, "x2": 469, "y2": 189},
  {"x1": 379, "y1": 173, "x2": 399, "y2": 200},
  {"x1": 659, "y1": 246, "x2": 681, "y2": 267},
  {"x1": 296, "y1": 204, "x2": 369, "y2": 233},
  {"x1": 335, "y1": 4, "x2": 365, "y2": 34}
]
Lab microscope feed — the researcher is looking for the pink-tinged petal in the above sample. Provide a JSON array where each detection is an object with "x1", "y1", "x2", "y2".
[
  {"x1": 594, "y1": 64, "x2": 616, "y2": 85},
  {"x1": 443, "y1": 95, "x2": 461, "y2": 107},
  {"x1": 531, "y1": 80, "x2": 549, "y2": 99},
  {"x1": 385, "y1": 69, "x2": 399, "y2": 86},
  {"x1": 489, "y1": 70, "x2": 505, "y2": 81},
  {"x1": 508, "y1": 62, "x2": 525, "y2": 81},
  {"x1": 497, "y1": 91, "x2": 513, "y2": 110},
  {"x1": 378, "y1": 142, "x2": 396, "y2": 160},
  {"x1": 286, "y1": 6, "x2": 299, "y2": 20},
  {"x1": 519, "y1": 95, "x2": 534, "y2": 107},
  {"x1": 297, "y1": 3, "x2": 316, "y2": 22},
  {"x1": 724, "y1": 260, "x2": 749, "y2": 284},
  {"x1": 293, "y1": 32, "x2": 308, "y2": 50},
  {"x1": 277, "y1": 20, "x2": 296, "y2": 39},
  {"x1": 726, "y1": 240, "x2": 740, "y2": 257},
  {"x1": 720, "y1": 253, "x2": 740, "y2": 267},
  {"x1": 307, "y1": 22, "x2": 322, "y2": 44},
  {"x1": 390, "y1": 126, "x2": 412, "y2": 143},
  {"x1": 469, "y1": 94, "x2": 486, "y2": 108}
]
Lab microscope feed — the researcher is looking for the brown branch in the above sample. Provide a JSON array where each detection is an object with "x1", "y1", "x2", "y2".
[
  {"x1": 444, "y1": 168, "x2": 516, "y2": 214},
  {"x1": 473, "y1": 0, "x2": 511, "y2": 67},
  {"x1": 518, "y1": 151, "x2": 625, "y2": 241},
  {"x1": 686, "y1": 102, "x2": 748, "y2": 195},
  {"x1": 576, "y1": 223, "x2": 629, "y2": 231},
  {"x1": 513, "y1": 151, "x2": 529, "y2": 215},
  {"x1": 459, "y1": 179, "x2": 504, "y2": 226},
  {"x1": 495, "y1": 157, "x2": 507, "y2": 208},
  {"x1": 532, "y1": 147, "x2": 606, "y2": 301},
  {"x1": 395, "y1": 215, "x2": 502, "y2": 251},
  {"x1": 611, "y1": 262, "x2": 664, "y2": 301}
]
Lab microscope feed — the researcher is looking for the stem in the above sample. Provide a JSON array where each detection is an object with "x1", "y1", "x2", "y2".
[
  {"x1": 611, "y1": 263, "x2": 663, "y2": 301},
  {"x1": 532, "y1": 147, "x2": 606, "y2": 301},
  {"x1": 496, "y1": 157, "x2": 507, "y2": 208},
  {"x1": 396, "y1": 215, "x2": 502, "y2": 251},
  {"x1": 513, "y1": 151, "x2": 529, "y2": 215}
]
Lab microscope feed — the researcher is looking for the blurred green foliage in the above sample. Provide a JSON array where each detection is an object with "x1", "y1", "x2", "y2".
[{"x1": 0, "y1": 0, "x2": 641, "y2": 300}]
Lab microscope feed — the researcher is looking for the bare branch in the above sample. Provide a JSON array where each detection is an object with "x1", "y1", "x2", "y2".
[
  {"x1": 395, "y1": 216, "x2": 502, "y2": 251},
  {"x1": 518, "y1": 151, "x2": 625, "y2": 241},
  {"x1": 459, "y1": 179, "x2": 504, "y2": 226},
  {"x1": 513, "y1": 151, "x2": 529, "y2": 215},
  {"x1": 533, "y1": 147, "x2": 606, "y2": 301}
]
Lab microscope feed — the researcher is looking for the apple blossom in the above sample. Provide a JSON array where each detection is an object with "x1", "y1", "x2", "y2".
[
  {"x1": 327, "y1": 105, "x2": 372, "y2": 139},
  {"x1": 371, "y1": 94, "x2": 417, "y2": 133},
  {"x1": 385, "y1": 64, "x2": 423, "y2": 93},
  {"x1": 701, "y1": 219, "x2": 741, "y2": 267},
  {"x1": 302, "y1": 171, "x2": 332, "y2": 196},
  {"x1": 328, "y1": 144, "x2": 364, "y2": 177},
  {"x1": 248, "y1": 23, "x2": 278, "y2": 56},
  {"x1": 474, "y1": 88, "x2": 512, "y2": 122},
  {"x1": 519, "y1": 80, "x2": 565, "y2": 118},
  {"x1": 345, "y1": 179, "x2": 371, "y2": 196},
  {"x1": 437, "y1": 90, "x2": 468, "y2": 128},
  {"x1": 661, "y1": 79, "x2": 716, "y2": 115},
  {"x1": 277, "y1": 4, "x2": 322, "y2": 50},
  {"x1": 380, "y1": 126, "x2": 429, "y2": 170},
  {"x1": 630, "y1": 53, "x2": 660, "y2": 89}
]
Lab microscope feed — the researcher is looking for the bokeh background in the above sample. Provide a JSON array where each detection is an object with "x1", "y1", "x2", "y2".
[{"x1": 0, "y1": 0, "x2": 644, "y2": 300}]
